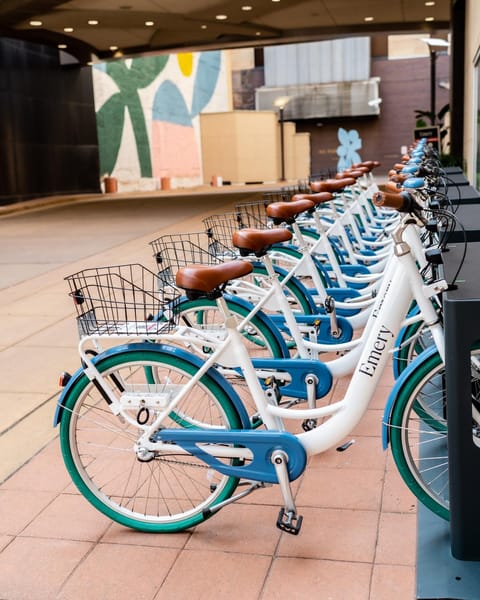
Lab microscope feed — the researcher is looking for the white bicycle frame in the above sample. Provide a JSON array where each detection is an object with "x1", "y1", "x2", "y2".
[
  {"x1": 76, "y1": 214, "x2": 447, "y2": 467},
  {"x1": 224, "y1": 183, "x2": 396, "y2": 330},
  {"x1": 224, "y1": 211, "x2": 433, "y2": 375},
  {"x1": 298, "y1": 192, "x2": 397, "y2": 287}
]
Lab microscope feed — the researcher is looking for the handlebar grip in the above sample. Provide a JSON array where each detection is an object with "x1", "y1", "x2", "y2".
[
  {"x1": 389, "y1": 173, "x2": 409, "y2": 184},
  {"x1": 373, "y1": 191, "x2": 412, "y2": 211},
  {"x1": 384, "y1": 180, "x2": 403, "y2": 192}
]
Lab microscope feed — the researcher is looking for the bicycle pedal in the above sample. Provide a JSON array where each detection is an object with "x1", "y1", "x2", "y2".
[{"x1": 276, "y1": 508, "x2": 303, "y2": 535}]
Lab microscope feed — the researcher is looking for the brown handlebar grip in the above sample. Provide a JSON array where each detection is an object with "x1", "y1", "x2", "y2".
[
  {"x1": 389, "y1": 173, "x2": 409, "y2": 184},
  {"x1": 384, "y1": 180, "x2": 402, "y2": 193},
  {"x1": 373, "y1": 191, "x2": 407, "y2": 210}
]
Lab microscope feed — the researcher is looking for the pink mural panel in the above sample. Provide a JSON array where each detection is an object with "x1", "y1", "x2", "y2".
[{"x1": 151, "y1": 121, "x2": 201, "y2": 179}]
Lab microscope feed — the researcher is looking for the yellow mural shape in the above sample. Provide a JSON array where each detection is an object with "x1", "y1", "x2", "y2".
[{"x1": 177, "y1": 53, "x2": 193, "y2": 76}]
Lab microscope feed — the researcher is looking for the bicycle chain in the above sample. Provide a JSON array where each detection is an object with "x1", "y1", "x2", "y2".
[{"x1": 154, "y1": 455, "x2": 209, "y2": 469}]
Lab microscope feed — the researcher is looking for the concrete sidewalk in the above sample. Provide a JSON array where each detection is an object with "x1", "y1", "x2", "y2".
[
  {"x1": 0, "y1": 187, "x2": 268, "y2": 479},
  {"x1": 0, "y1": 188, "x2": 416, "y2": 599}
]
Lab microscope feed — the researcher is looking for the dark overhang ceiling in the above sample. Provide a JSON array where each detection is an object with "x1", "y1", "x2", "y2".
[{"x1": 0, "y1": 0, "x2": 451, "y2": 64}]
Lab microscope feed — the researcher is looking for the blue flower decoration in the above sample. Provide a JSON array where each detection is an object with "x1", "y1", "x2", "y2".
[{"x1": 336, "y1": 128, "x2": 362, "y2": 171}]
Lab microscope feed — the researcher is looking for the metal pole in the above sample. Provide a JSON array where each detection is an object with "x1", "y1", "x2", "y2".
[
  {"x1": 430, "y1": 48, "x2": 436, "y2": 125},
  {"x1": 279, "y1": 106, "x2": 285, "y2": 181}
]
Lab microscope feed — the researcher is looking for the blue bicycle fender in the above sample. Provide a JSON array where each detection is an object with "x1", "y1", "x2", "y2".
[
  {"x1": 54, "y1": 363, "x2": 88, "y2": 426},
  {"x1": 53, "y1": 342, "x2": 252, "y2": 428},
  {"x1": 382, "y1": 345, "x2": 439, "y2": 449},
  {"x1": 153, "y1": 428, "x2": 307, "y2": 482}
]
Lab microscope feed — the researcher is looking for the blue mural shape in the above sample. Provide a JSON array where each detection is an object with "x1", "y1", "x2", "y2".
[
  {"x1": 152, "y1": 50, "x2": 222, "y2": 124},
  {"x1": 336, "y1": 128, "x2": 362, "y2": 171},
  {"x1": 191, "y1": 51, "x2": 222, "y2": 116},
  {"x1": 152, "y1": 80, "x2": 192, "y2": 125}
]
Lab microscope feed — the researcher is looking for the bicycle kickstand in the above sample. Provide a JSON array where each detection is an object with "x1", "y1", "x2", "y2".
[{"x1": 271, "y1": 449, "x2": 303, "y2": 535}]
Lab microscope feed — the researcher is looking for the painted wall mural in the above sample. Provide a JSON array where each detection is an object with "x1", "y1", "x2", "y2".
[
  {"x1": 336, "y1": 127, "x2": 362, "y2": 172},
  {"x1": 93, "y1": 51, "x2": 229, "y2": 190}
]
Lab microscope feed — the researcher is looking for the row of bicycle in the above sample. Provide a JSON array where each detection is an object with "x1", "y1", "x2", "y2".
[{"x1": 55, "y1": 137, "x2": 465, "y2": 534}]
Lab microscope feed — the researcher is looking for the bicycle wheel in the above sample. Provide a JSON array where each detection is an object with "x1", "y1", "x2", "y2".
[
  {"x1": 250, "y1": 263, "x2": 316, "y2": 315},
  {"x1": 394, "y1": 320, "x2": 431, "y2": 376},
  {"x1": 268, "y1": 244, "x2": 330, "y2": 288},
  {"x1": 174, "y1": 296, "x2": 288, "y2": 359},
  {"x1": 389, "y1": 348, "x2": 460, "y2": 521},
  {"x1": 59, "y1": 347, "x2": 243, "y2": 532}
]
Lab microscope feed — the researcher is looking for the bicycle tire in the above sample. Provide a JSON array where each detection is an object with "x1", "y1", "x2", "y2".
[
  {"x1": 268, "y1": 243, "x2": 330, "y2": 288},
  {"x1": 389, "y1": 348, "x2": 452, "y2": 520},
  {"x1": 250, "y1": 263, "x2": 316, "y2": 315},
  {"x1": 393, "y1": 301, "x2": 440, "y2": 379},
  {"x1": 174, "y1": 295, "x2": 288, "y2": 359},
  {"x1": 59, "y1": 347, "x2": 243, "y2": 532}
]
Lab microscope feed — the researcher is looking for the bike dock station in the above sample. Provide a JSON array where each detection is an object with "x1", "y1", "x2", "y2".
[{"x1": 417, "y1": 175, "x2": 480, "y2": 599}]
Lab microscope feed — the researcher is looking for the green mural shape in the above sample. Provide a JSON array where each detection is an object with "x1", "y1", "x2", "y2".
[{"x1": 96, "y1": 55, "x2": 169, "y2": 177}]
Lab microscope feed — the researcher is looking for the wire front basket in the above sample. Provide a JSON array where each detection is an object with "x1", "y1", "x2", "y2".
[
  {"x1": 149, "y1": 232, "x2": 238, "y2": 279},
  {"x1": 234, "y1": 185, "x2": 305, "y2": 228},
  {"x1": 234, "y1": 198, "x2": 274, "y2": 228},
  {"x1": 203, "y1": 212, "x2": 245, "y2": 251},
  {"x1": 65, "y1": 263, "x2": 179, "y2": 338}
]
